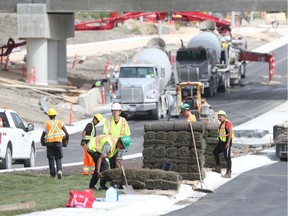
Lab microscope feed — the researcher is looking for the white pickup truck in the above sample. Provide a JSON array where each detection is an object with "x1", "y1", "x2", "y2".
[{"x1": 0, "y1": 108, "x2": 36, "y2": 169}]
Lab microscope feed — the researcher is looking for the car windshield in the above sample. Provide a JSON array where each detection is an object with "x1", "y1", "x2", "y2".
[{"x1": 119, "y1": 67, "x2": 155, "y2": 78}]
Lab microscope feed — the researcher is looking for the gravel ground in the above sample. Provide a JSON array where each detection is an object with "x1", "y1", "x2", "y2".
[{"x1": 0, "y1": 13, "x2": 285, "y2": 129}]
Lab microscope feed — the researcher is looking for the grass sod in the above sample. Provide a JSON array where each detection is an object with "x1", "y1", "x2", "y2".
[{"x1": 0, "y1": 172, "x2": 106, "y2": 216}]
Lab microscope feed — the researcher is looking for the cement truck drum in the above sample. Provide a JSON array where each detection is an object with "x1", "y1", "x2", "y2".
[
  {"x1": 134, "y1": 48, "x2": 172, "y2": 88},
  {"x1": 187, "y1": 31, "x2": 221, "y2": 60},
  {"x1": 146, "y1": 38, "x2": 166, "y2": 51}
]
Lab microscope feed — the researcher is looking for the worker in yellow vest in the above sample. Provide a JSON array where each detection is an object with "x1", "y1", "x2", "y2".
[
  {"x1": 87, "y1": 134, "x2": 131, "y2": 190},
  {"x1": 80, "y1": 114, "x2": 103, "y2": 175},
  {"x1": 40, "y1": 108, "x2": 69, "y2": 179},
  {"x1": 180, "y1": 103, "x2": 197, "y2": 122},
  {"x1": 103, "y1": 102, "x2": 131, "y2": 169},
  {"x1": 212, "y1": 110, "x2": 234, "y2": 178}
]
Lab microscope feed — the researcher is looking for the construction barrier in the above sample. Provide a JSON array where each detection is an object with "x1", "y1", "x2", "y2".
[
  {"x1": 170, "y1": 54, "x2": 176, "y2": 65},
  {"x1": 101, "y1": 86, "x2": 106, "y2": 104},
  {"x1": 72, "y1": 52, "x2": 77, "y2": 70},
  {"x1": 22, "y1": 65, "x2": 27, "y2": 80},
  {"x1": 269, "y1": 53, "x2": 275, "y2": 81},
  {"x1": 69, "y1": 103, "x2": 73, "y2": 125},
  {"x1": 28, "y1": 67, "x2": 36, "y2": 85},
  {"x1": 103, "y1": 59, "x2": 110, "y2": 74},
  {"x1": 109, "y1": 83, "x2": 113, "y2": 94}
]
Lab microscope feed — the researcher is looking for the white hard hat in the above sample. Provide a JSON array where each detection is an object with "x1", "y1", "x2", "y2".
[
  {"x1": 217, "y1": 110, "x2": 226, "y2": 116},
  {"x1": 111, "y1": 102, "x2": 122, "y2": 110}
]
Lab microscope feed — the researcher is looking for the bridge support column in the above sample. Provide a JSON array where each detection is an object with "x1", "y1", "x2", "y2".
[
  {"x1": 57, "y1": 40, "x2": 69, "y2": 83},
  {"x1": 17, "y1": 4, "x2": 74, "y2": 85}
]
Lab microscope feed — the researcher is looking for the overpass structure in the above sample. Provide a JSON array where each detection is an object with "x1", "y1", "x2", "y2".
[{"x1": 0, "y1": 0, "x2": 287, "y2": 85}]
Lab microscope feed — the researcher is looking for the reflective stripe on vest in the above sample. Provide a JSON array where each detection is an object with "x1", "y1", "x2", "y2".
[
  {"x1": 186, "y1": 114, "x2": 196, "y2": 122},
  {"x1": 218, "y1": 119, "x2": 235, "y2": 142},
  {"x1": 88, "y1": 134, "x2": 118, "y2": 159},
  {"x1": 107, "y1": 117, "x2": 126, "y2": 138},
  {"x1": 45, "y1": 120, "x2": 64, "y2": 142},
  {"x1": 84, "y1": 122, "x2": 95, "y2": 140}
]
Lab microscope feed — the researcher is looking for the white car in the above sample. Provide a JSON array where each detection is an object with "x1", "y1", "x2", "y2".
[{"x1": 0, "y1": 108, "x2": 36, "y2": 169}]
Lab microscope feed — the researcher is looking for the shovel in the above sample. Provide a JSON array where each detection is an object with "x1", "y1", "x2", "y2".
[
  {"x1": 190, "y1": 122, "x2": 214, "y2": 193},
  {"x1": 121, "y1": 164, "x2": 135, "y2": 194}
]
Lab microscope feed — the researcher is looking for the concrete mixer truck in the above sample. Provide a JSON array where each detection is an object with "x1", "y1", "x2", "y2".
[
  {"x1": 112, "y1": 38, "x2": 177, "y2": 120},
  {"x1": 176, "y1": 20, "x2": 230, "y2": 97}
]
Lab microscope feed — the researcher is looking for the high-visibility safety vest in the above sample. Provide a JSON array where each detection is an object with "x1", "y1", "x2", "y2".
[
  {"x1": 186, "y1": 114, "x2": 197, "y2": 122},
  {"x1": 84, "y1": 122, "x2": 95, "y2": 140},
  {"x1": 87, "y1": 134, "x2": 118, "y2": 159},
  {"x1": 218, "y1": 119, "x2": 235, "y2": 142},
  {"x1": 106, "y1": 117, "x2": 128, "y2": 138},
  {"x1": 45, "y1": 120, "x2": 64, "y2": 143}
]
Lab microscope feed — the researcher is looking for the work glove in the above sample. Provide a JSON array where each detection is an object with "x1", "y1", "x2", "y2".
[{"x1": 80, "y1": 139, "x2": 86, "y2": 146}]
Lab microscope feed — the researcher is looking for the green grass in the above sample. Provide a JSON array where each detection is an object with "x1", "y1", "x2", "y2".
[{"x1": 0, "y1": 172, "x2": 106, "y2": 216}]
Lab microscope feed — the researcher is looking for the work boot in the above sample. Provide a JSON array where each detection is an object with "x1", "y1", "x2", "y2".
[
  {"x1": 82, "y1": 171, "x2": 89, "y2": 175},
  {"x1": 222, "y1": 171, "x2": 232, "y2": 178},
  {"x1": 98, "y1": 186, "x2": 108, "y2": 190},
  {"x1": 211, "y1": 165, "x2": 221, "y2": 174},
  {"x1": 57, "y1": 170, "x2": 63, "y2": 179}
]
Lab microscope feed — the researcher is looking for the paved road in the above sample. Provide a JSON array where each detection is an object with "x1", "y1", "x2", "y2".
[
  {"x1": 32, "y1": 44, "x2": 287, "y2": 167},
  {"x1": 164, "y1": 160, "x2": 287, "y2": 216}
]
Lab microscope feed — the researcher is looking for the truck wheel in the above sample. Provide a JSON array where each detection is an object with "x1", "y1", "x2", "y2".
[
  {"x1": 0, "y1": 147, "x2": 12, "y2": 169},
  {"x1": 241, "y1": 63, "x2": 246, "y2": 79},
  {"x1": 226, "y1": 73, "x2": 230, "y2": 89},
  {"x1": 204, "y1": 87, "x2": 213, "y2": 98},
  {"x1": 151, "y1": 103, "x2": 161, "y2": 120},
  {"x1": 24, "y1": 146, "x2": 36, "y2": 167}
]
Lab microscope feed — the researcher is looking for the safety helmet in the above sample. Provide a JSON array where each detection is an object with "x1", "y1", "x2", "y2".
[
  {"x1": 47, "y1": 108, "x2": 57, "y2": 116},
  {"x1": 180, "y1": 103, "x2": 190, "y2": 113},
  {"x1": 217, "y1": 110, "x2": 226, "y2": 116},
  {"x1": 94, "y1": 114, "x2": 103, "y2": 122},
  {"x1": 120, "y1": 136, "x2": 131, "y2": 150},
  {"x1": 111, "y1": 102, "x2": 122, "y2": 111}
]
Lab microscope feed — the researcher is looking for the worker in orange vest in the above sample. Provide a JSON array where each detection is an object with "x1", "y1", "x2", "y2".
[
  {"x1": 103, "y1": 102, "x2": 131, "y2": 170},
  {"x1": 40, "y1": 108, "x2": 69, "y2": 179},
  {"x1": 80, "y1": 114, "x2": 103, "y2": 175},
  {"x1": 180, "y1": 103, "x2": 197, "y2": 122}
]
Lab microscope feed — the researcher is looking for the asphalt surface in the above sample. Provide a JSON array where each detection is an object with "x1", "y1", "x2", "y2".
[
  {"x1": 31, "y1": 44, "x2": 288, "y2": 167},
  {"x1": 164, "y1": 160, "x2": 287, "y2": 216}
]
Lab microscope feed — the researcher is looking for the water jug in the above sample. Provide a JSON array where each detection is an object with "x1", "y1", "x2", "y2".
[
  {"x1": 105, "y1": 186, "x2": 117, "y2": 202},
  {"x1": 114, "y1": 185, "x2": 119, "y2": 201}
]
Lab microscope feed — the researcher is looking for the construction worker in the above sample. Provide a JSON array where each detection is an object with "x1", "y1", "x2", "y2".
[
  {"x1": 80, "y1": 114, "x2": 103, "y2": 175},
  {"x1": 212, "y1": 110, "x2": 234, "y2": 178},
  {"x1": 87, "y1": 134, "x2": 131, "y2": 190},
  {"x1": 180, "y1": 103, "x2": 197, "y2": 122},
  {"x1": 40, "y1": 108, "x2": 69, "y2": 179},
  {"x1": 103, "y1": 102, "x2": 131, "y2": 169}
]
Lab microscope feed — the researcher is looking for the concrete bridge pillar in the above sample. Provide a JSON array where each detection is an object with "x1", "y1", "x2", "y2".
[{"x1": 17, "y1": 4, "x2": 74, "y2": 85}]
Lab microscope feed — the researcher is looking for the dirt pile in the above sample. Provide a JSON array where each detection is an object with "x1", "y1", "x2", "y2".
[{"x1": 0, "y1": 13, "x2": 286, "y2": 129}]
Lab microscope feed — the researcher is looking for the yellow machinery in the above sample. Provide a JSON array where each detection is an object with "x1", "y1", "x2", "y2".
[{"x1": 176, "y1": 81, "x2": 216, "y2": 122}]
